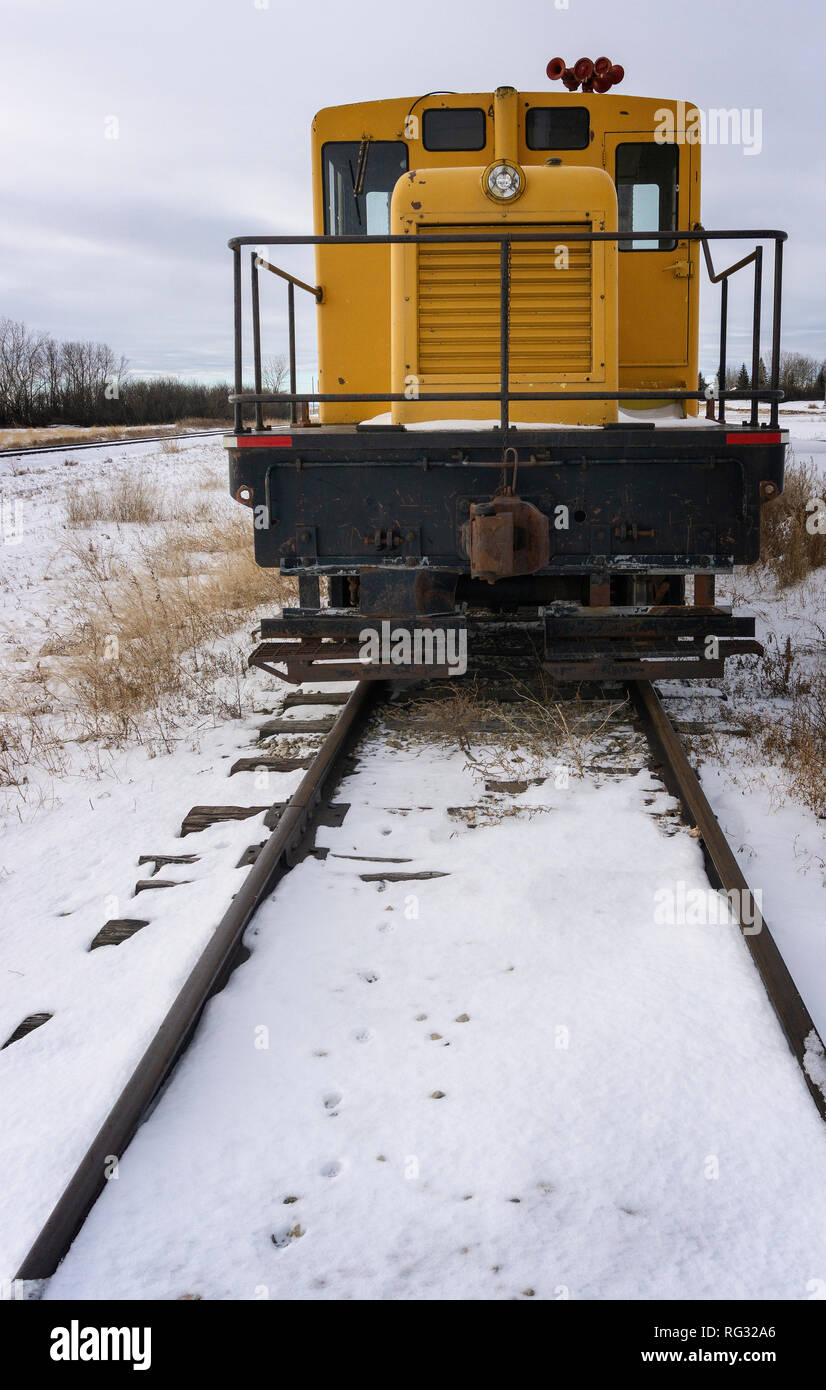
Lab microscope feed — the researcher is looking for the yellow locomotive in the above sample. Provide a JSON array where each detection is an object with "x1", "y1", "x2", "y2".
[
  {"x1": 312, "y1": 83, "x2": 696, "y2": 426},
  {"x1": 226, "y1": 62, "x2": 785, "y2": 683}
]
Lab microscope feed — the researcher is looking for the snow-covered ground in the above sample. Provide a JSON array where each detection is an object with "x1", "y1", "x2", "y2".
[
  {"x1": 1, "y1": 414, "x2": 825, "y2": 1297},
  {"x1": 42, "y1": 735, "x2": 826, "y2": 1300}
]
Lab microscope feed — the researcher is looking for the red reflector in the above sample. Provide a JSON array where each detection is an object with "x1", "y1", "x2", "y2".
[
  {"x1": 235, "y1": 435, "x2": 292, "y2": 448},
  {"x1": 726, "y1": 432, "x2": 782, "y2": 444}
]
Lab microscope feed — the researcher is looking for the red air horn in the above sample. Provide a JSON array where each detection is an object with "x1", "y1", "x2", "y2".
[{"x1": 546, "y1": 56, "x2": 624, "y2": 92}]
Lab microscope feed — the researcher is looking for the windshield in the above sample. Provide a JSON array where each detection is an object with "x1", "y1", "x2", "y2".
[{"x1": 322, "y1": 141, "x2": 409, "y2": 235}]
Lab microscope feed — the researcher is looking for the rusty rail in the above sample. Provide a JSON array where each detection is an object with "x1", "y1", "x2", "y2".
[
  {"x1": 632, "y1": 680, "x2": 826, "y2": 1121},
  {"x1": 15, "y1": 680, "x2": 382, "y2": 1280}
]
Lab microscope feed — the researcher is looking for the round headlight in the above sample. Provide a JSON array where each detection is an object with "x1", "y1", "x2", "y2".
[{"x1": 484, "y1": 161, "x2": 524, "y2": 202}]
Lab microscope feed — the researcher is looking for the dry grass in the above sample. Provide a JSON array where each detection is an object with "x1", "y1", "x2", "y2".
[
  {"x1": 755, "y1": 666, "x2": 826, "y2": 817},
  {"x1": 725, "y1": 454, "x2": 826, "y2": 811},
  {"x1": 57, "y1": 515, "x2": 294, "y2": 747},
  {"x1": 397, "y1": 676, "x2": 628, "y2": 784},
  {"x1": 1, "y1": 507, "x2": 294, "y2": 792},
  {"x1": 143, "y1": 513, "x2": 252, "y2": 576},
  {"x1": 725, "y1": 630, "x2": 826, "y2": 817},
  {"x1": 65, "y1": 473, "x2": 173, "y2": 527},
  {"x1": 0, "y1": 708, "x2": 69, "y2": 789},
  {"x1": 756, "y1": 456, "x2": 826, "y2": 589}
]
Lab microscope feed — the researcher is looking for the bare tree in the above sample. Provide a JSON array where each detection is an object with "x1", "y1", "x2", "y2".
[
  {"x1": 262, "y1": 353, "x2": 289, "y2": 395},
  {"x1": 0, "y1": 318, "x2": 48, "y2": 424},
  {"x1": 779, "y1": 352, "x2": 826, "y2": 400}
]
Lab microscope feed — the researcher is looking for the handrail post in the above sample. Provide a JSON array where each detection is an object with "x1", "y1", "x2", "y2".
[
  {"x1": 288, "y1": 281, "x2": 297, "y2": 426},
  {"x1": 250, "y1": 253, "x2": 264, "y2": 431},
  {"x1": 750, "y1": 245, "x2": 762, "y2": 429},
  {"x1": 718, "y1": 277, "x2": 728, "y2": 426},
  {"x1": 500, "y1": 238, "x2": 510, "y2": 437},
  {"x1": 232, "y1": 245, "x2": 244, "y2": 434},
  {"x1": 770, "y1": 237, "x2": 783, "y2": 430}
]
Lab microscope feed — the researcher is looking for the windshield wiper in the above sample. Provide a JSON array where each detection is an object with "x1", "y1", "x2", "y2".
[{"x1": 353, "y1": 138, "x2": 371, "y2": 198}]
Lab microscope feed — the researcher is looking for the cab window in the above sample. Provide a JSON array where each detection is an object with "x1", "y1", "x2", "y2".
[
  {"x1": 422, "y1": 108, "x2": 486, "y2": 151},
  {"x1": 526, "y1": 106, "x2": 590, "y2": 150},
  {"x1": 322, "y1": 141, "x2": 409, "y2": 235},
  {"x1": 615, "y1": 143, "x2": 679, "y2": 251}
]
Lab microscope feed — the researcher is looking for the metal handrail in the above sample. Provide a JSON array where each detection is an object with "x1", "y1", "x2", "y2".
[
  {"x1": 693, "y1": 224, "x2": 773, "y2": 427},
  {"x1": 230, "y1": 227, "x2": 788, "y2": 435}
]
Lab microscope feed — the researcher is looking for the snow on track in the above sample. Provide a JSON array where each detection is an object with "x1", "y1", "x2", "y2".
[{"x1": 45, "y1": 732, "x2": 826, "y2": 1300}]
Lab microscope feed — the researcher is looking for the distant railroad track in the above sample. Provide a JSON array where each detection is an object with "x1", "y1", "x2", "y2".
[
  {"x1": 11, "y1": 664, "x2": 826, "y2": 1282},
  {"x1": 0, "y1": 428, "x2": 230, "y2": 459}
]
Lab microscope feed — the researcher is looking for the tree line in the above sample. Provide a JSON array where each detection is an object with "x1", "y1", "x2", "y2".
[
  {"x1": 2, "y1": 317, "x2": 823, "y2": 427},
  {"x1": 720, "y1": 352, "x2": 826, "y2": 400},
  {"x1": 0, "y1": 319, "x2": 288, "y2": 428}
]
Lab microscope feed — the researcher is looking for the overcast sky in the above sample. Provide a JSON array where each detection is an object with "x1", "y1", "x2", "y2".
[{"x1": 3, "y1": 0, "x2": 824, "y2": 384}]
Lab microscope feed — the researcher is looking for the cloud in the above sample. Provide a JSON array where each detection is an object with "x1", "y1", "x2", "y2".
[{"x1": 3, "y1": 0, "x2": 823, "y2": 383}]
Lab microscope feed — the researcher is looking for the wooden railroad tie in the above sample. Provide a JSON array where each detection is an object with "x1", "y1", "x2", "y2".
[
  {"x1": 258, "y1": 716, "x2": 337, "y2": 739},
  {"x1": 138, "y1": 853, "x2": 200, "y2": 875},
  {"x1": 359, "y1": 870, "x2": 450, "y2": 883},
  {"x1": 282, "y1": 691, "x2": 349, "y2": 708},
  {"x1": 180, "y1": 805, "x2": 270, "y2": 836},
  {"x1": 89, "y1": 919, "x2": 150, "y2": 950},
  {"x1": 2, "y1": 1013, "x2": 53, "y2": 1048},
  {"x1": 134, "y1": 878, "x2": 190, "y2": 895},
  {"x1": 230, "y1": 754, "x2": 314, "y2": 775}
]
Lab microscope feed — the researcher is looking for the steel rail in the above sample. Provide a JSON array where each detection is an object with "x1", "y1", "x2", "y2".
[
  {"x1": 0, "y1": 428, "x2": 230, "y2": 460},
  {"x1": 15, "y1": 680, "x2": 381, "y2": 1280},
  {"x1": 632, "y1": 680, "x2": 826, "y2": 1122}
]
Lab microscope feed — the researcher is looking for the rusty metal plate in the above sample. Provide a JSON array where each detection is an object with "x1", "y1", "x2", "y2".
[{"x1": 464, "y1": 496, "x2": 550, "y2": 582}]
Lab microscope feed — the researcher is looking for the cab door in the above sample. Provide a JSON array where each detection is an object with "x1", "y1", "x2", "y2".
[{"x1": 602, "y1": 132, "x2": 698, "y2": 380}]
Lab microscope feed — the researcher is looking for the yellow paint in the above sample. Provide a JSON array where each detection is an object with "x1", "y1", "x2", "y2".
[
  {"x1": 310, "y1": 91, "x2": 701, "y2": 424},
  {"x1": 391, "y1": 168, "x2": 617, "y2": 425}
]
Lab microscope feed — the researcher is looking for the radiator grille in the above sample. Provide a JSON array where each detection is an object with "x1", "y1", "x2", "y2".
[{"x1": 417, "y1": 223, "x2": 592, "y2": 376}]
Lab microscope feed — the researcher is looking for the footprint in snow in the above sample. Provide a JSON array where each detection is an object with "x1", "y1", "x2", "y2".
[
  {"x1": 354, "y1": 1028, "x2": 374, "y2": 1043},
  {"x1": 358, "y1": 968, "x2": 379, "y2": 983},
  {"x1": 321, "y1": 1161, "x2": 342, "y2": 1179},
  {"x1": 270, "y1": 1223, "x2": 304, "y2": 1249},
  {"x1": 324, "y1": 1091, "x2": 342, "y2": 1113}
]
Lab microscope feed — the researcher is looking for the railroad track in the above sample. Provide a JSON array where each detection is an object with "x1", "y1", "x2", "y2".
[
  {"x1": 0, "y1": 428, "x2": 229, "y2": 459},
  {"x1": 10, "y1": 662, "x2": 826, "y2": 1285}
]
